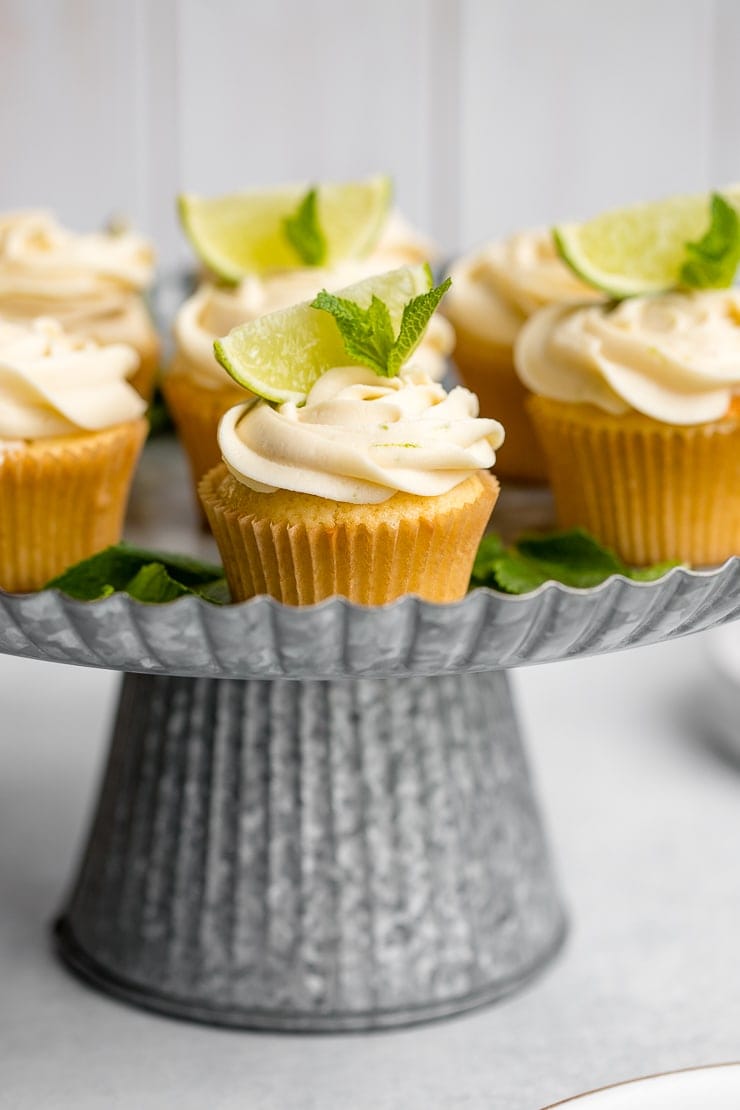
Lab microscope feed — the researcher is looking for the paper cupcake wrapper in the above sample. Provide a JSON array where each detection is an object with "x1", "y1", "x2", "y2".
[
  {"x1": 200, "y1": 466, "x2": 499, "y2": 605},
  {"x1": 451, "y1": 328, "x2": 547, "y2": 484},
  {"x1": 528, "y1": 397, "x2": 740, "y2": 565},
  {"x1": 0, "y1": 419, "x2": 147, "y2": 592},
  {"x1": 162, "y1": 370, "x2": 248, "y2": 520}
]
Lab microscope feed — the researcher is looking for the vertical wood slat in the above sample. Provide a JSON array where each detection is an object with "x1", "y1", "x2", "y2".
[
  {"x1": 711, "y1": 0, "x2": 740, "y2": 188},
  {"x1": 0, "y1": 0, "x2": 141, "y2": 232},
  {"x1": 458, "y1": 0, "x2": 717, "y2": 250},
  {"x1": 0, "y1": 2, "x2": 738, "y2": 264},
  {"x1": 175, "y1": 0, "x2": 436, "y2": 252}
]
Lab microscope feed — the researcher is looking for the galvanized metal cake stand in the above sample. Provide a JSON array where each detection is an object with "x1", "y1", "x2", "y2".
[{"x1": 2, "y1": 438, "x2": 738, "y2": 1032}]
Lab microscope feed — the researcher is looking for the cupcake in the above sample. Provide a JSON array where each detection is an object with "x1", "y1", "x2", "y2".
[
  {"x1": 0, "y1": 210, "x2": 159, "y2": 400},
  {"x1": 0, "y1": 318, "x2": 148, "y2": 591},
  {"x1": 200, "y1": 365, "x2": 502, "y2": 605},
  {"x1": 165, "y1": 202, "x2": 454, "y2": 522},
  {"x1": 444, "y1": 230, "x2": 601, "y2": 482},
  {"x1": 515, "y1": 292, "x2": 740, "y2": 565}
]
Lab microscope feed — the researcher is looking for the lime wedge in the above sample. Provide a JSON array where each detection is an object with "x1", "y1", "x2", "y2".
[
  {"x1": 214, "y1": 263, "x2": 432, "y2": 404},
  {"x1": 554, "y1": 186, "x2": 740, "y2": 298},
  {"x1": 178, "y1": 175, "x2": 392, "y2": 282}
]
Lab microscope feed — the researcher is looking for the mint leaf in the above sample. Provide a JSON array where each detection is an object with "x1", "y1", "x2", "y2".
[
  {"x1": 469, "y1": 527, "x2": 680, "y2": 594},
  {"x1": 516, "y1": 528, "x2": 623, "y2": 587},
  {"x1": 628, "y1": 561, "x2": 680, "y2": 582},
  {"x1": 125, "y1": 563, "x2": 192, "y2": 603},
  {"x1": 470, "y1": 533, "x2": 507, "y2": 585},
  {"x1": 387, "y1": 277, "x2": 451, "y2": 375},
  {"x1": 312, "y1": 290, "x2": 394, "y2": 375},
  {"x1": 680, "y1": 193, "x2": 740, "y2": 289},
  {"x1": 283, "y1": 187, "x2": 327, "y2": 267},
  {"x1": 311, "y1": 276, "x2": 450, "y2": 377},
  {"x1": 46, "y1": 542, "x2": 228, "y2": 603}
]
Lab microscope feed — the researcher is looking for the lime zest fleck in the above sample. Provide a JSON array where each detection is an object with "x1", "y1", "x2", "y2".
[{"x1": 282, "y1": 187, "x2": 327, "y2": 267}]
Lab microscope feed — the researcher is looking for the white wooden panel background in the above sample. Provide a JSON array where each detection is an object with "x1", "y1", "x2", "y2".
[{"x1": 0, "y1": 0, "x2": 737, "y2": 270}]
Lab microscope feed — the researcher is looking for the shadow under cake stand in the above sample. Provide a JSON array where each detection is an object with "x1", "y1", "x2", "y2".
[{"x1": 3, "y1": 440, "x2": 738, "y2": 1033}]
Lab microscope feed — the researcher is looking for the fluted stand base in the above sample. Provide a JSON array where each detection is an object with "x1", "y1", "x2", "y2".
[{"x1": 55, "y1": 671, "x2": 566, "y2": 1031}]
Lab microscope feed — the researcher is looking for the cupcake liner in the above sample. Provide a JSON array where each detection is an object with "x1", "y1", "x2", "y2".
[
  {"x1": 199, "y1": 466, "x2": 499, "y2": 605},
  {"x1": 162, "y1": 369, "x2": 248, "y2": 522},
  {"x1": 452, "y1": 326, "x2": 548, "y2": 484},
  {"x1": 528, "y1": 396, "x2": 740, "y2": 565},
  {"x1": 0, "y1": 419, "x2": 148, "y2": 592}
]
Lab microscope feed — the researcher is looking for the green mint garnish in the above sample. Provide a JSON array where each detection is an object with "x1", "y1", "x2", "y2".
[
  {"x1": 470, "y1": 528, "x2": 680, "y2": 594},
  {"x1": 282, "y1": 187, "x2": 327, "y2": 267},
  {"x1": 680, "y1": 193, "x2": 740, "y2": 290},
  {"x1": 45, "y1": 542, "x2": 229, "y2": 604},
  {"x1": 311, "y1": 276, "x2": 451, "y2": 377}
]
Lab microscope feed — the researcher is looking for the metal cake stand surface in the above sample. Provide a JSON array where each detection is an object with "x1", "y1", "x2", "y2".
[{"x1": 3, "y1": 437, "x2": 738, "y2": 1032}]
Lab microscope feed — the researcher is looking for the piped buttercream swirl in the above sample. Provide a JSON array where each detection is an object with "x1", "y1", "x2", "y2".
[
  {"x1": 515, "y1": 291, "x2": 740, "y2": 425},
  {"x1": 0, "y1": 317, "x2": 146, "y2": 439},
  {"x1": 218, "y1": 365, "x2": 503, "y2": 504},
  {"x1": 0, "y1": 210, "x2": 154, "y2": 301},
  {"x1": 445, "y1": 229, "x2": 600, "y2": 348}
]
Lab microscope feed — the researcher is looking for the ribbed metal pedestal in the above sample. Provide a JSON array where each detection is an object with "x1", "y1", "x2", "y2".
[{"x1": 55, "y1": 670, "x2": 566, "y2": 1031}]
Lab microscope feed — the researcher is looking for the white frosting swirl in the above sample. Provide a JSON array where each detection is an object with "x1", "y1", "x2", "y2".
[
  {"x1": 445, "y1": 229, "x2": 600, "y2": 347},
  {"x1": 0, "y1": 211, "x2": 154, "y2": 303},
  {"x1": 0, "y1": 317, "x2": 146, "y2": 439},
  {"x1": 515, "y1": 291, "x2": 740, "y2": 425},
  {"x1": 218, "y1": 365, "x2": 503, "y2": 504},
  {"x1": 174, "y1": 213, "x2": 454, "y2": 388}
]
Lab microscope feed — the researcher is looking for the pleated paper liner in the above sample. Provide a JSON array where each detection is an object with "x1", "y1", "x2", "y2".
[
  {"x1": 0, "y1": 419, "x2": 148, "y2": 592},
  {"x1": 199, "y1": 465, "x2": 499, "y2": 605},
  {"x1": 528, "y1": 396, "x2": 740, "y2": 566},
  {"x1": 162, "y1": 365, "x2": 249, "y2": 522},
  {"x1": 450, "y1": 325, "x2": 548, "y2": 484}
]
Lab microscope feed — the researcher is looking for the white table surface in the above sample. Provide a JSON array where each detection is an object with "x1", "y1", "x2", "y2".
[{"x1": 2, "y1": 625, "x2": 740, "y2": 1110}]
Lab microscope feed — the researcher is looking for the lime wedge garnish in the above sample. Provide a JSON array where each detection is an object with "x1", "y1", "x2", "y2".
[
  {"x1": 214, "y1": 263, "x2": 432, "y2": 404},
  {"x1": 554, "y1": 186, "x2": 740, "y2": 298},
  {"x1": 178, "y1": 175, "x2": 392, "y2": 282}
]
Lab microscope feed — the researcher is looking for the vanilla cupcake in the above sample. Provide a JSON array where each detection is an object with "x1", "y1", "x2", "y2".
[
  {"x1": 200, "y1": 365, "x2": 502, "y2": 605},
  {"x1": 516, "y1": 292, "x2": 740, "y2": 565},
  {"x1": 0, "y1": 318, "x2": 148, "y2": 591},
  {"x1": 445, "y1": 230, "x2": 601, "y2": 482},
  {"x1": 165, "y1": 213, "x2": 455, "y2": 520},
  {"x1": 0, "y1": 211, "x2": 159, "y2": 400}
]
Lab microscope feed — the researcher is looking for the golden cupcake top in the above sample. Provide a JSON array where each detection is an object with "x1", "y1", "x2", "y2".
[
  {"x1": 515, "y1": 290, "x2": 740, "y2": 425},
  {"x1": 0, "y1": 211, "x2": 155, "y2": 306},
  {"x1": 0, "y1": 317, "x2": 146, "y2": 439},
  {"x1": 218, "y1": 365, "x2": 503, "y2": 504},
  {"x1": 445, "y1": 229, "x2": 600, "y2": 347}
]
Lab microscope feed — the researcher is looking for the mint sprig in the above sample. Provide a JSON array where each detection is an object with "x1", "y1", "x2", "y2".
[
  {"x1": 282, "y1": 187, "x2": 327, "y2": 267},
  {"x1": 46, "y1": 542, "x2": 229, "y2": 604},
  {"x1": 312, "y1": 276, "x2": 451, "y2": 377},
  {"x1": 470, "y1": 528, "x2": 680, "y2": 594},
  {"x1": 680, "y1": 193, "x2": 740, "y2": 290}
]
